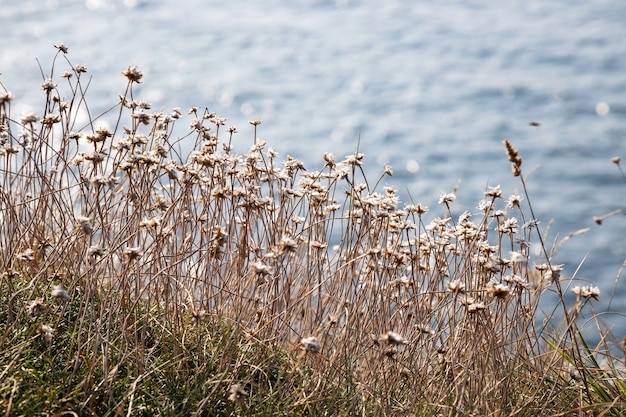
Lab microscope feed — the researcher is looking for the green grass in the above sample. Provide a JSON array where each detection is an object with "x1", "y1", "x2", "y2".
[{"x1": 0, "y1": 44, "x2": 625, "y2": 416}]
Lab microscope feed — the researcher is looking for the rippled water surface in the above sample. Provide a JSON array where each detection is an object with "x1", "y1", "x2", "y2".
[{"x1": 2, "y1": 0, "x2": 625, "y2": 331}]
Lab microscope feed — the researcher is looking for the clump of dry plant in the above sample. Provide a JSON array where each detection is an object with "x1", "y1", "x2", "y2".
[{"x1": 0, "y1": 45, "x2": 624, "y2": 416}]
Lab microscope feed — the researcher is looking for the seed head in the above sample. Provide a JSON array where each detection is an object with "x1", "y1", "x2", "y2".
[
  {"x1": 487, "y1": 281, "x2": 511, "y2": 299},
  {"x1": 0, "y1": 91, "x2": 14, "y2": 104},
  {"x1": 380, "y1": 330, "x2": 407, "y2": 346},
  {"x1": 228, "y1": 384, "x2": 248, "y2": 403},
  {"x1": 54, "y1": 43, "x2": 68, "y2": 53},
  {"x1": 123, "y1": 247, "x2": 143, "y2": 261},
  {"x1": 27, "y1": 298, "x2": 46, "y2": 317},
  {"x1": 300, "y1": 336, "x2": 321, "y2": 353},
  {"x1": 572, "y1": 285, "x2": 600, "y2": 300},
  {"x1": 38, "y1": 324, "x2": 55, "y2": 343},
  {"x1": 52, "y1": 284, "x2": 70, "y2": 302},
  {"x1": 40, "y1": 79, "x2": 57, "y2": 93},
  {"x1": 485, "y1": 185, "x2": 502, "y2": 198},
  {"x1": 503, "y1": 139, "x2": 522, "y2": 176},
  {"x1": 122, "y1": 66, "x2": 143, "y2": 83},
  {"x1": 438, "y1": 192, "x2": 456, "y2": 205},
  {"x1": 447, "y1": 279, "x2": 465, "y2": 294},
  {"x1": 191, "y1": 309, "x2": 206, "y2": 326}
]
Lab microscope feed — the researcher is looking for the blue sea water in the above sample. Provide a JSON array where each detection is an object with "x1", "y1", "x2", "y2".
[{"x1": 1, "y1": 0, "x2": 625, "y2": 336}]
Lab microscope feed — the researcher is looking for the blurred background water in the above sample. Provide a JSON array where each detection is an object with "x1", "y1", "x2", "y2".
[{"x1": 1, "y1": 0, "x2": 625, "y2": 338}]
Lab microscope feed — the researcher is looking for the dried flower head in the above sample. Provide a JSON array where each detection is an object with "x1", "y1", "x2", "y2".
[
  {"x1": 572, "y1": 285, "x2": 600, "y2": 300},
  {"x1": 122, "y1": 66, "x2": 143, "y2": 83},
  {"x1": 447, "y1": 279, "x2": 465, "y2": 294},
  {"x1": 380, "y1": 330, "x2": 407, "y2": 346},
  {"x1": 38, "y1": 324, "x2": 55, "y2": 343},
  {"x1": 300, "y1": 336, "x2": 321, "y2": 353},
  {"x1": 279, "y1": 235, "x2": 298, "y2": 254},
  {"x1": 438, "y1": 192, "x2": 456, "y2": 205},
  {"x1": 506, "y1": 193, "x2": 523, "y2": 209},
  {"x1": 40, "y1": 79, "x2": 57, "y2": 93},
  {"x1": 16, "y1": 248, "x2": 35, "y2": 262},
  {"x1": 123, "y1": 247, "x2": 144, "y2": 261},
  {"x1": 75, "y1": 216, "x2": 93, "y2": 235},
  {"x1": 51, "y1": 284, "x2": 70, "y2": 302},
  {"x1": 488, "y1": 281, "x2": 511, "y2": 299},
  {"x1": 485, "y1": 185, "x2": 502, "y2": 198},
  {"x1": 251, "y1": 260, "x2": 273, "y2": 276},
  {"x1": 323, "y1": 152, "x2": 336, "y2": 167},
  {"x1": 191, "y1": 309, "x2": 206, "y2": 326},
  {"x1": 54, "y1": 43, "x2": 68, "y2": 53},
  {"x1": 0, "y1": 91, "x2": 14, "y2": 104},
  {"x1": 228, "y1": 384, "x2": 248, "y2": 404},
  {"x1": 467, "y1": 301, "x2": 487, "y2": 313},
  {"x1": 27, "y1": 298, "x2": 46, "y2": 317}
]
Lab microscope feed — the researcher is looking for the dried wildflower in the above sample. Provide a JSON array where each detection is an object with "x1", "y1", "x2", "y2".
[
  {"x1": 406, "y1": 203, "x2": 428, "y2": 215},
  {"x1": 383, "y1": 164, "x2": 393, "y2": 176},
  {"x1": 73, "y1": 64, "x2": 87, "y2": 73},
  {"x1": 191, "y1": 309, "x2": 206, "y2": 326},
  {"x1": 300, "y1": 336, "x2": 322, "y2": 353},
  {"x1": 323, "y1": 152, "x2": 336, "y2": 167},
  {"x1": 19, "y1": 113, "x2": 38, "y2": 126},
  {"x1": 447, "y1": 279, "x2": 465, "y2": 294},
  {"x1": 27, "y1": 298, "x2": 46, "y2": 317},
  {"x1": 503, "y1": 139, "x2": 522, "y2": 176},
  {"x1": 38, "y1": 324, "x2": 55, "y2": 343},
  {"x1": 122, "y1": 66, "x2": 143, "y2": 83},
  {"x1": 249, "y1": 119, "x2": 262, "y2": 126},
  {"x1": 54, "y1": 43, "x2": 68, "y2": 53},
  {"x1": 132, "y1": 111, "x2": 151, "y2": 125},
  {"x1": 416, "y1": 324, "x2": 435, "y2": 336},
  {"x1": 169, "y1": 108, "x2": 182, "y2": 119},
  {"x1": 41, "y1": 113, "x2": 61, "y2": 125},
  {"x1": 389, "y1": 275, "x2": 411, "y2": 289},
  {"x1": 508, "y1": 250, "x2": 528, "y2": 264},
  {"x1": 380, "y1": 330, "x2": 407, "y2": 346},
  {"x1": 545, "y1": 264, "x2": 563, "y2": 283},
  {"x1": 572, "y1": 285, "x2": 600, "y2": 300},
  {"x1": 251, "y1": 260, "x2": 273, "y2": 276},
  {"x1": 16, "y1": 248, "x2": 35, "y2": 262},
  {"x1": 344, "y1": 152, "x2": 365, "y2": 166},
  {"x1": 210, "y1": 115, "x2": 227, "y2": 126},
  {"x1": 467, "y1": 301, "x2": 487, "y2": 313},
  {"x1": 476, "y1": 199, "x2": 492, "y2": 212},
  {"x1": 51, "y1": 284, "x2": 70, "y2": 302},
  {"x1": 75, "y1": 216, "x2": 93, "y2": 235},
  {"x1": 503, "y1": 274, "x2": 526, "y2": 287},
  {"x1": 40, "y1": 79, "x2": 57, "y2": 92},
  {"x1": 279, "y1": 235, "x2": 298, "y2": 254},
  {"x1": 438, "y1": 192, "x2": 456, "y2": 205},
  {"x1": 506, "y1": 193, "x2": 523, "y2": 209},
  {"x1": 485, "y1": 185, "x2": 502, "y2": 198},
  {"x1": 228, "y1": 384, "x2": 248, "y2": 403},
  {"x1": 308, "y1": 240, "x2": 328, "y2": 250},
  {"x1": 488, "y1": 281, "x2": 511, "y2": 299},
  {"x1": 497, "y1": 217, "x2": 518, "y2": 234},
  {"x1": 123, "y1": 247, "x2": 143, "y2": 261},
  {"x1": 87, "y1": 246, "x2": 106, "y2": 261},
  {"x1": 0, "y1": 91, "x2": 14, "y2": 104}
]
